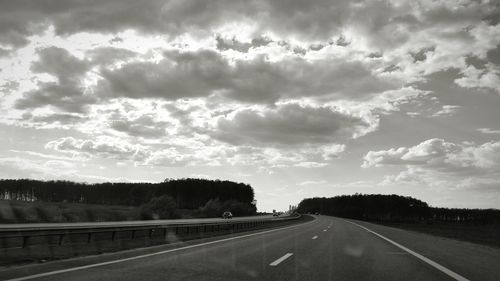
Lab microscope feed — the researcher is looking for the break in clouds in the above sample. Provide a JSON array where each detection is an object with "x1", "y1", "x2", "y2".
[{"x1": 1, "y1": 0, "x2": 500, "y2": 209}]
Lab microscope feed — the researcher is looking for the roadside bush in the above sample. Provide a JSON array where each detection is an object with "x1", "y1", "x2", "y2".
[
  {"x1": 198, "y1": 198, "x2": 223, "y2": 218},
  {"x1": 198, "y1": 199, "x2": 256, "y2": 218},
  {"x1": 222, "y1": 200, "x2": 256, "y2": 216},
  {"x1": 140, "y1": 195, "x2": 178, "y2": 220}
]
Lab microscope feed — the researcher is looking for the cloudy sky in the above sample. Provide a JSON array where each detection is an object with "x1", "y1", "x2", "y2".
[{"x1": 1, "y1": 0, "x2": 500, "y2": 211}]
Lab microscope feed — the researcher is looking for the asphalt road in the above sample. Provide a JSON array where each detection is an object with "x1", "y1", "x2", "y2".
[{"x1": 2, "y1": 215, "x2": 500, "y2": 281}]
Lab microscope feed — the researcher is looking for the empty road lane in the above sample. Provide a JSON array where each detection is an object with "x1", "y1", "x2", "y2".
[{"x1": 2, "y1": 216, "x2": 500, "y2": 281}]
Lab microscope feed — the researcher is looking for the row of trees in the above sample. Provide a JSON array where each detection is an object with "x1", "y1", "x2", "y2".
[
  {"x1": 0, "y1": 178, "x2": 255, "y2": 209},
  {"x1": 297, "y1": 194, "x2": 500, "y2": 224}
]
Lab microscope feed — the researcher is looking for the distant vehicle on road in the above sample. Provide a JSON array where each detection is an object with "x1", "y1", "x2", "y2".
[
  {"x1": 272, "y1": 209, "x2": 279, "y2": 217},
  {"x1": 222, "y1": 211, "x2": 233, "y2": 219}
]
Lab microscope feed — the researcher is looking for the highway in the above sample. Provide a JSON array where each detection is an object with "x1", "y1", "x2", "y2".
[{"x1": 2, "y1": 215, "x2": 499, "y2": 281}]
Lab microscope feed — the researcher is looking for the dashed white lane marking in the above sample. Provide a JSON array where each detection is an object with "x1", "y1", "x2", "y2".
[
  {"x1": 4, "y1": 219, "x2": 316, "y2": 281},
  {"x1": 312, "y1": 235, "x2": 318, "y2": 240},
  {"x1": 323, "y1": 229, "x2": 327, "y2": 232},
  {"x1": 269, "y1": 253, "x2": 293, "y2": 267},
  {"x1": 346, "y1": 220, "x2": 470, "y2": 281}
]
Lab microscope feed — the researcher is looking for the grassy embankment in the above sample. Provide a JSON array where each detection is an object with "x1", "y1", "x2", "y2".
[
  {"x1": 0, "y1": 200, "x2": 226, "y2": 223},
  {"x1": 378, "y1": 221, "x2": 500, "y2": 249},
  {"x1": 0, "y1": 199, "x2": 141, "y2": 223}
]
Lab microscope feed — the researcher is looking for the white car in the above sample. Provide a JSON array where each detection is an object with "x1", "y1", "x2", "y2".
[{"x1": 222, "y1": 211, "x2": 233, "y2": 219}]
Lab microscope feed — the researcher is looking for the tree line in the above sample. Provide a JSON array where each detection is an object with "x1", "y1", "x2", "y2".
[
  {"x1": 0, "y1": 178, "x2": 255, "y2": 210},
  {"x1": 297, "y1": 194, "x2": 500, "y2": 224}
]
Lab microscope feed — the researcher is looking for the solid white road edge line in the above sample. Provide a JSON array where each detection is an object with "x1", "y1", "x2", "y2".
[
  {"x1": 4, "y1": 219, "x2": 316, "y2": 281},
  {"x1": 312, "y1": 235, "x2": 318, "y2": 240},
  {"x1": 269, "y1": 253, "x2": 293, "y2": 267},
  {"x1": 346, "y1": 220, "x2": 470, "y2": 281}
]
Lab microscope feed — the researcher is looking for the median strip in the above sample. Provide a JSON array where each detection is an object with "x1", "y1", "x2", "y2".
[{"x1": 269, "y1": 253, "x2": 293, "y2": 267}]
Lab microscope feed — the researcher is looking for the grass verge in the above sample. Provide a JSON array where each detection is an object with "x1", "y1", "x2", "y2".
[{"x1": 377, "y1": 221, "x2": 500, "y2": 249}]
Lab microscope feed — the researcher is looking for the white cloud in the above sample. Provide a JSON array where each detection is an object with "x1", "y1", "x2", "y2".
[
  {"x1": 365, "y1": 139, "x2": 500, "y2": 193},
  {"x1": 297, "y1": 180, "x2": 327, "y2": 186},
  {"x1": 293, "y1": 162, "x2": 328, "y2": 168},
  {"x1": 0, "y1": 157, "x2": 77, "y2": 179},
  {"x1": 477, "y1": 128, "x2": 500, "y2": 135},
  {"x1": 432, "y1": 105, "x2": 461, "y2": 117},
  {"x1": 45, "y1": 136, "x2": 150, "y2": 162},
  {"x1": 364, "y1": 138, "x2": 500, "y2": 173},
  {"x1": 455, "y1": 64, "x2": 500, "y2": 93}
]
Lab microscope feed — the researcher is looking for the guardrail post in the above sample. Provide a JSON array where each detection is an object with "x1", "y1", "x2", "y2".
[
  {"x1": 131, "y1": 230, "x2": 136, "y2": 239},
  {"x1": 149, "y1": 229, "x2": 154, "y2": 238},
  {"x1": 22, "y1": 236, "x2": 29, "y2": 248},
  {"x1": 111, "y1": 231, "x2": 116, "y2": 241},
  {"x1": 87, "y1": 233, "x2": 92, "y2": 243},
  {"x1": 58, "y1": 234, "x2": 64, "y2": 246}
]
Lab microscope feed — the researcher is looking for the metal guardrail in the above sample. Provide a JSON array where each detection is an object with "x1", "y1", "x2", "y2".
[{"x1": 0, "y1": 215, "x2": 301, "y2": 248}]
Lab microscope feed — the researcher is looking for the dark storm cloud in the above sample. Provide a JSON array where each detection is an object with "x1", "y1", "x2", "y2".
[
  {"x1": 98, "y1": 50, "x2": 228, "y2": 100},
  {"x1": 15, "y1": 83, "x2": 96, "y2": 113},
  {"x1": 212, "y1": 103, "x2": 374, "y2": 146},
  {"x1": 0, "y1": 47, "x2": 13, "y2": 57},
  {"x1": 30, "y1": 46, "x2": 89, "y2": 82},
  {"x1": 215, "y1": 35, "x2": 273, "y2": 53},
  {"x1": 411, "y1": 46, "x2": 436, "y2": 62},
  {"x1": 0, "y1": 0, "x2": 166, "y2": 49},
  {"x1": 14, "y1": 47, "x2": 95, "y2": 112},
  {"x1": 98, "y1": 49, "x2": 397, "y2": 103},
  {"x1": 486, "y1": 45, "x2": 500, "y2": 65}
]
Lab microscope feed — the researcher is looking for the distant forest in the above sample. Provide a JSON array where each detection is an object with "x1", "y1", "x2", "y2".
[
  {"x1": 0, "y1": 178, "x2": 255, "y2": 210},
  {"x1": 297, "y1": 194, "x2": 500, "y2": 224}
]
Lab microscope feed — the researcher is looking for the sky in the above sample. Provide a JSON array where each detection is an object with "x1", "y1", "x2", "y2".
[{"x1": 0, "y1": 0, "x2": 500, "y2": 212}]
